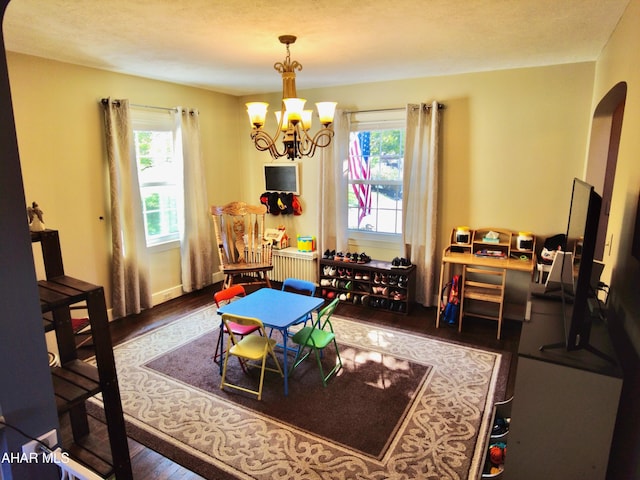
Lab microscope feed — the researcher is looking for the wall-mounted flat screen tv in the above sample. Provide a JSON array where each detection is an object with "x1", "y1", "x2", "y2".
[{"x1": 264, "y1": 163, "x2": 300, "y2": 195}]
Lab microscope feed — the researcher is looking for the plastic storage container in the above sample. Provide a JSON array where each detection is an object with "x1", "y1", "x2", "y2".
[
  {"x1": 517, "y1": 232, "x2": 533, "y2": 251},
  {"x1": 455, "y1": 226, "x2": 471, "y2": 244}
]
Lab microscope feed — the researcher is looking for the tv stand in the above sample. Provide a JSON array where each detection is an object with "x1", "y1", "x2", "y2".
[{"x1": 504, "y1": 294, "x2": 622, "y2": 479}]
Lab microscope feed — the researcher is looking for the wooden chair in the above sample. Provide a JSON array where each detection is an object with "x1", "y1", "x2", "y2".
[
  {"x1": 459, "y1": 265, "x2": 507, "y2": 339},
  {"x1": 210, "y1": 202, "x2": 273, "y2": 289}
]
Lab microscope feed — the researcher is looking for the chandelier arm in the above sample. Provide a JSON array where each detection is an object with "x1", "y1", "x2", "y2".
[
  {"x1": 250, "y1": 130, "x2": 287, "y2": 159},
  {"x1": 289, "y1": 127, "x2": 333, "y2": 159}
]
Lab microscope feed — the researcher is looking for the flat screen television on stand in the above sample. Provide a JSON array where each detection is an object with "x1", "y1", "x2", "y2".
[{"x1": 540, "y1": 178, "x2": 615, "y2": 363}]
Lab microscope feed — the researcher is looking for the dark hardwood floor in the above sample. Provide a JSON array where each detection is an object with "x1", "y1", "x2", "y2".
[{"x1": 78, "y1": 283, "x2": 521, "y2": 479}]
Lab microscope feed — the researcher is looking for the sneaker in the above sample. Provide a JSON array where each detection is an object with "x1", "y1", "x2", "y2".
[{"x1": 358, "y1": 253, "x2": 371, "y2": 264}]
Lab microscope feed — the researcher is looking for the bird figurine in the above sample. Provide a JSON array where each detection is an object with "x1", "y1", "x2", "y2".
[{"x1": 27, "y1": 201, "x2": 46, "y2": 232}]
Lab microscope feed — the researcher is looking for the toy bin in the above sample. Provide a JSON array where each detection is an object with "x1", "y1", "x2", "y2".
[{"x1": 297, "y1": 235, "x2": 316, "y2": 252}]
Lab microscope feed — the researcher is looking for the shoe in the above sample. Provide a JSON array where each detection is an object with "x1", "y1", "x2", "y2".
[
  {"x1": 334, "y1": 251, "x2": 344, "y2": 261},
  {"x1": 358, "y1": 253, "x2": 371, "y2": 264},
  {"x1": 323, "y1": 249, "x2": 332, "y2": 259},
  {"x1": 392, "y1": 257, "x2": 401, "y2": 267},
  {"x1": 392, "y1": 291, "x2": 406, "y2": 301},
  {"x1": 320, "y1": 279, "x2": 331, "y2": 286}
]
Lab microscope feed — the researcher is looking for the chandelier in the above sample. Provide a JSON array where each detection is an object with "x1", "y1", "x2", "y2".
[{"x1": 246, "y1": 35, "x2": 337, "y2": 160}]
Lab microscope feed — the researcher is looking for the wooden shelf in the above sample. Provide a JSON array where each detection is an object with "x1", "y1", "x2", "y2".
[
  {"x1": 51, "y1": 360, "x2": 101, "y2": 413},
  {"x1": 32, "y1": 229, "x2": 132, "y2": 479}
]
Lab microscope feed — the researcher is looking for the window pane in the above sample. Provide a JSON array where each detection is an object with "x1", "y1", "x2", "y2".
[
  {"x1": 347, "y1": 127, "x2": 405, "y2": 234},
  {"x1": 140, "y1": 186, "x2": 179, "y2": 242},
  {"x1": 134, "y1": 125, "x2": 181, "y2": 246}
]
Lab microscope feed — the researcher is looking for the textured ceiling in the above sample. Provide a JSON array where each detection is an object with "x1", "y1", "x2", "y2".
[{"x1": 2, "y1": 0, "x2": 631, "y2": 96}]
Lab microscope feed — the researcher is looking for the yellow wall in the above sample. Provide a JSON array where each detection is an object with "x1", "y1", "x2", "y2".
[
  {"x1": 7, "y1": 52, "x2": 243, "y2": 306},
  {"x1": 590, "y1": 0, "x2": 640, "y2": 351},
  {"x1": 7, "y1": 52, "x2": 596, "y2": 312},
  {"x1": 242, "y1": 63, "x2": 596, "y2": 261}
]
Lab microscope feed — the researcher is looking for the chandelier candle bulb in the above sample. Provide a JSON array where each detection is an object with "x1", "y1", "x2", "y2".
[
  {"x1": 316, "y1": 102, "x2": 337, "y2": 125},
  {"x1": 302, "y1": 110, "x2": 313, "y2": 130},
  {"x1": 247, "y1": 102, "x2": 268, "y2": 128},
  {"x1": 283, "y1": 98, "x2": 306, "y2": 124},
  {"x1": 275, "y1": 110, "x2": 289, "y2": 130}
]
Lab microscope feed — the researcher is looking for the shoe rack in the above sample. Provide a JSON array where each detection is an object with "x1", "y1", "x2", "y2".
[{"x1": 318, "y1": 258, "x2": 416, "y2": 314}]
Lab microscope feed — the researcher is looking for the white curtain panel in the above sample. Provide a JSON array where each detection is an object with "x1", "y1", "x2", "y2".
[
  {"x1": 318, "y1": 109, "x2": 350, "y2": 255},
  {"x1": 175, "y1": 107, "x2": 214, "y2": 292},
  {"x1": 102, "y1": 98, "x2": 152, "y2": 318},
  {"x1": 402, "y1": 101, "x2": 441, "y2": 306}
]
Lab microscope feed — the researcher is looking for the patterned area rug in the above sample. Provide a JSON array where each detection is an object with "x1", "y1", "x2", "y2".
[{"x1": 89, "y1": 306, "x2": 502, "y2": 479}]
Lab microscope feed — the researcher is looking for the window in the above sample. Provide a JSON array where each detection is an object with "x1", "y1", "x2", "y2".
[
  {"x1": 347, "y1": 124, "x2": 405, "y2": 234},
  {"x1": 132, "y1": 110, "x2": 182, "y2": 247}
]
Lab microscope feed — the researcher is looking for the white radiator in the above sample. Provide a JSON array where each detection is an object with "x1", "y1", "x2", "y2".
[
  {"x1": 49, "y1": 447, "x2": 105, "y2": 480},
  {"x1": 271, "y1": 247, "x2": 318, "y2": 284}
]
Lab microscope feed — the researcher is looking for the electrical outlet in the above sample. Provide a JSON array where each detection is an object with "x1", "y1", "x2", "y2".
[{"x1": 21, "y1": 429, "x2": 57, "y2": 455}]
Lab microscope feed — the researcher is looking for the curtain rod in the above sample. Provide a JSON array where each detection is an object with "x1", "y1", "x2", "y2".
[
  {"x1": 346, "y1": 103, "x2": 445, "y2": 115},
  {"x1": 100, "y1": 98, "x2": 177, "y2": 112}
]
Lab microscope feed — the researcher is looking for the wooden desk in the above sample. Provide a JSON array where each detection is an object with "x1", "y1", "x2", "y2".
[{"x1": 436, "y1": 248, "x2": 534, "y2": 327}]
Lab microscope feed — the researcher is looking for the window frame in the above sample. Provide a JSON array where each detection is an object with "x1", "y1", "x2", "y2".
[
  {"x1": 347, "y1": 115, "x2": 406, "y2": 238},
  {"x1": 131, "y1": 108, "x2": 182, "y2": 249}
]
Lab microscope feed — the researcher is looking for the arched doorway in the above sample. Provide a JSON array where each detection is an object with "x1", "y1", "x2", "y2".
[{"x1": 585, "y1": 81, "x2": 627, "y2": 261}]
